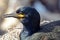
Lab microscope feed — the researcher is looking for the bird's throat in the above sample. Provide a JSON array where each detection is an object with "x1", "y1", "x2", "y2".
[{"x1": 21, "y1": 25, "x2": 40, "y2": 37}]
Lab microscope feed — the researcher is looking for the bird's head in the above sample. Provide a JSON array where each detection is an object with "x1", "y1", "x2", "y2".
[
  {"x1": 4, "y1": 7, "x2": 40, "y2": 26},
  {"x1": 16, "y1": 7, "x2": 40, "y2": 26}
]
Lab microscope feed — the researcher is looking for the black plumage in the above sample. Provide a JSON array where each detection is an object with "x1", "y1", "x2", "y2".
[
  {"x1": 16, "y1": 7, "x2": 60, "y2": 40},
  {"x1": 16, "y1": 7, "x2": 41, "y2": 40}
]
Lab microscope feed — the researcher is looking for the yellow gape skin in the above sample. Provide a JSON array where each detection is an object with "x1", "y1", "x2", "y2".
[{"x1": 17, "y1": 13, "x2": 25, "y2": 18}]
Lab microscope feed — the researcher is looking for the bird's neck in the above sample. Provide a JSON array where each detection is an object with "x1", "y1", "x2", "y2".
[
  {"x1": 22, "y1": 25, "x2": 40, "y2": 36},
  {"x1": 20, "y1": 25, "x2": 40, "y2": 40}
]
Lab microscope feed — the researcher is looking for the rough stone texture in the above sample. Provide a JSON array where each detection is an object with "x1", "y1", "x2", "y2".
[{"x1": 0, "y1": 22, "x2": 23, "y2": 40}]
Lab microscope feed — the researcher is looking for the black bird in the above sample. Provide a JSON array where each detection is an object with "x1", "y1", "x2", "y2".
[
  {"x1": 4, "y1": 7, "x2": 60, "y2": 40},
  {"x1": 16, "y1": 7, "x2": 41, "y2": 40},
  {"x1": 16, "y1": 7, "x2": 60, "y2": 40}
]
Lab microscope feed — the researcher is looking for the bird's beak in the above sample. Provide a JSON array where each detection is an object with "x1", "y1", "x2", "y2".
[{"x1": 3, "y1": 13, "x2": 25, "y2": 19}]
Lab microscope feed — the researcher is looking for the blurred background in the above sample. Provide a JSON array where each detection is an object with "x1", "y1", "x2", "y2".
[{"x1": 0, "y1": 0, "x2": 23, "y2": 40}]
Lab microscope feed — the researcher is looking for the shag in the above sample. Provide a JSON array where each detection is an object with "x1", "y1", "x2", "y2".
[
  {"x1": 16, "y1": 7, "x2": 40, "y2": 40},
  {"x1": 16, "y1": 7, "x2": 60, "y2": 40},
  {"x1": 4, "y1": 7, "x2": 60, "y2": 40}
]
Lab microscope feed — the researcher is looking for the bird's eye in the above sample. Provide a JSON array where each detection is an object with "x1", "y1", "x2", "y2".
[{"x1": 17, "y1": 13, "x2": 25, "y2": 19}]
